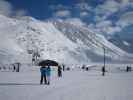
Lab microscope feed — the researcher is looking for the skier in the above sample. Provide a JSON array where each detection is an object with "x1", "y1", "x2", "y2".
[
  {"x1": 40, "y1": 66, "x2": 47, "y2": 84},
  {"x1": 46, "y1": 65, "x2": 51, "y2": 85},
  {"x1": 58, "y1": 65, "x2": 62, "y2": 77}
]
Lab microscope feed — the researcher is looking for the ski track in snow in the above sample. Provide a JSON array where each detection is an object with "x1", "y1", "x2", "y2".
[{"x1": 0, "y1": 67, "x2": 133, "y2": 100}]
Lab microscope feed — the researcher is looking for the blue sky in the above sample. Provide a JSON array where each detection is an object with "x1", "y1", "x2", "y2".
[
  {"x1": 6, "y1": 0, "x2": 104, "y2": 19},
  {"x1": 1, "y1": 0, "x2": 133, "y2": 36}
]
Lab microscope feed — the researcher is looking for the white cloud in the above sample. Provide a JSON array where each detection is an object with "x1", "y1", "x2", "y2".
[
  {"x1": 123, "y1": 41, "x2": 130, "y2": 46},
  {"x1": 14, "y1": 9, "x2": 27, "y2": 18},
  {"x1": 0, "y1": 0, "x2": 27, "y2": 18},
  {"x1": 95, "y1": 0, "x2": 120, "y2": 18},
  {"x1": 75, "y1": 3, "x2": 92, "y2": 11},
  {"x1": 92, "y1": 0, "x2": 133, "y2": 35},
  {"x1": 117, "y1": 11, "x2": 133, "y2": 27},
  {"x1": 119, "y1": 0, "x2": 132, "y2": 7},
  {"x1": 104, "y1": 26, "x2": 121, "y2": 34},
  {"x1": 94, "y1": 15, "x2": 108, "y2": 23},
  {"x1": 50, "y1": 4, "x2": 71, "y2": 11},
  {"x1": 96, "y1": 20, "x2": 112, "y2": 28},
  {"x1": 94, "y1": 20, "x2": 122, "y2": 34},
  {"x1": 95, "y1": 0, "x2": 133, "y2": 20},
  {"x1": 94, "y1": 25, "x2": 121, "y2": 35},
  {"x1": 80, "y1": 11, "x2": 89, "y2": 17},
  {"x1": 54, "y1": 10, "x2": 71, "y2": 18},
  {"x1": 65, "y1": 18, "x2": 86, "y2": 26},
  {"x1": 0, "y1": 0, "x2": 12, "y2": 16}
]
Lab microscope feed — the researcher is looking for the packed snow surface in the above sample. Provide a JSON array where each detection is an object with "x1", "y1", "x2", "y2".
[{"x1": 0, "y1": 64, "x2": 133, "y2": 100}]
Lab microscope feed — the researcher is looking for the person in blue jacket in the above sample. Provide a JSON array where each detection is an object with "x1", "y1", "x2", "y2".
[
  {"x1": 46, "y1": 65, "x2": 51, "y2": 85},
  {"x1": 40, "y1": 66, "x2": 47, "y2": 84}
]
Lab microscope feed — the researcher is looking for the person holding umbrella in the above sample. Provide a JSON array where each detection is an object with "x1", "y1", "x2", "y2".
[
  {"x1": 40, "y1": 66, "x2": 47, "y2": 85},
  {"x1": 38, "y1": 60, "x2": 58, "y2": 85}
]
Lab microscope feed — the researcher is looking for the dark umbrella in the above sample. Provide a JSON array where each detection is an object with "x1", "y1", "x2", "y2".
[{"x1": 38, "y1": 60, "x2": 59, "y2": 66}]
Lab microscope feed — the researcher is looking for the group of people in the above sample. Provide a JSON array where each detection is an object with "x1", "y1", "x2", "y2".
[{"x1": 40, "y1": 65, "x2": 62, "y2": 85}]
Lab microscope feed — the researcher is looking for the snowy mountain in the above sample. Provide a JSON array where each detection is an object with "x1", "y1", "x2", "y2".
[
  {"x1": 53, "y1": 20, "x2": 133, "y2": 62},
  {"x1": 0, "y1": 14, "x2": 132, "y2": 65},
  {"x1": 108, "y1": 32, "x2": 133, "y2": 54}
]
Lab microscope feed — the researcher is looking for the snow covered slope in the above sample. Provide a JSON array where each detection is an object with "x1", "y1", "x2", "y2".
[
  {"x1": 0, "y1": 15, "x2": 25, "y2": 64},
  {"x1": 53, "y1": 20, "x2": 133, "y2": 62},
  {"x1": 0, "y1": 14, "x2": 132, "y2": 65}
]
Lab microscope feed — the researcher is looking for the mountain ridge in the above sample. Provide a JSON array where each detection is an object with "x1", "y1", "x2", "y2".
[{"x1": 0, "y1": 15, "x2": 132, "y2": 65}]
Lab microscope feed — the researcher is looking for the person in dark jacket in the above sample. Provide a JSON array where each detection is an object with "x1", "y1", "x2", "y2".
[
  {"x1": 12, "y1": 64, "x2": 16, "y2": 72},
  {"x1": 58, "y1": 65, "x2": 62, "y2": 77},
  {"x1": 102, "y1": 66, "x2": 105, "y2": 76},
  {"x1": 40, "y1": 66, "x2": 47, "y2": 84}
]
